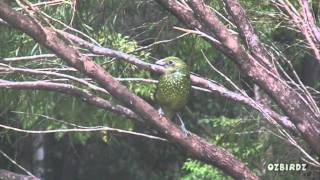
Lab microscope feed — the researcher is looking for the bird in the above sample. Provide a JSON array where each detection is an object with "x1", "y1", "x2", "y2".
[{"x1": 155, "y1": 56, "x2": 191, "y2": 135}]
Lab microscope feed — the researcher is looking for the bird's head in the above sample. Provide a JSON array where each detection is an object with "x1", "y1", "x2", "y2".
[{"x1": 155, "y1": 56, "x2": 189, "y2": 74}]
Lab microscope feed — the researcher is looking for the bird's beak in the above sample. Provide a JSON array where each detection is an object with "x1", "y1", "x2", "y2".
[{"x1": 155, "y1": 59, "x2": 166, "y2": 66}]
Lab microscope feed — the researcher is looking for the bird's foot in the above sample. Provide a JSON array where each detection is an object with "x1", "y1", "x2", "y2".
[
  {"x1": 180, "y1": 123, "x2": 191, "y2": 137},
  {"x1": 158, "y1": 107, "x2": 164, "y2": 117},
  {"x1": 177, "y1": 113, "x2": 191, "y2": 137}
]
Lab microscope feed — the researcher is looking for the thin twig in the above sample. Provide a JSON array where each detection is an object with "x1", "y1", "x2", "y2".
[
  {"x1": 0, "y1": 124, "x2": 167, "y2": 141},
  {"x1": 0, "y1": 149, "x2": 36, "y2": 177}
]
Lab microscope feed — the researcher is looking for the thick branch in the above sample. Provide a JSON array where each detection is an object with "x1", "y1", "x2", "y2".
[
  {"x1": 299, "y1": 0, "x2": 320, "y2": 42},
  {"x1": 0, "y1": 169, "x2": 38, "y2": 180},
  {"x1": 222, "y1": 0, "x2": 277, "y2": 72}
]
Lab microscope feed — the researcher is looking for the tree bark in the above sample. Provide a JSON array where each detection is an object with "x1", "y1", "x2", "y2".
[{"x1": 0, "y1": 169, "x2": 38, "y2": 180}]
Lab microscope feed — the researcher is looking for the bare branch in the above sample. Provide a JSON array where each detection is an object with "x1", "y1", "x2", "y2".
[
  {"x1": 0, "y1": 80, "x2": 140, "y2": 121},
  {"x1": 223, "y1": 0, "x2": 277, "y2": 72},
  {"x1": 0, "y1": 151, "x2": 37, "y2": 178},
  {"x1": 0, "y1": 169, "x2": 38, "y2": 180},
  {"x1": 15, "y1": 0, "x2": 66, "y2": 11},
  {"x1": 0, "y1": 66, "x2": 109, "y2": 95},
  {"x1": 0, "y1": 123, "x2": 167, "y2": 141},
  {"x1": 135, "y1": 32, "x2": 190, "y2": 52},
  {"x1": 0, "y1": 53, "x2": 102, "y2": 62}
]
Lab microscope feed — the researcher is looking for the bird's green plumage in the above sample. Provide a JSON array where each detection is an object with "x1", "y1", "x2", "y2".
[{"x1": 155, "y1": 57, "x2": 191, "y2": 119}]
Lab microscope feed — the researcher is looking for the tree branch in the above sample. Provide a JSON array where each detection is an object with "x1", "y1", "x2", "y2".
[
  {"x1": 0, "y1": 66, "x2": 109, "y2": 95},
  {"x1": 222, "y1": 0, "x2": 277, "y2": 72},
  {"x1": 0, "y1": 122, "x2": 167, "y2": 141},
  {"x1": 0, "y1": 80, "x2": 140, "y2": 121},
  {"x1": 0, "y1": 169, "x2": 38, "y2": 180},
  {"x1": 0, "y1": 53, "x2": 102, "y2": 62}
]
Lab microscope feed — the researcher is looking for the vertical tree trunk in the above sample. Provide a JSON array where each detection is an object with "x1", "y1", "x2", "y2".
[{"x1": 32, "y1": 131, "x2": 45, "y2": 180}]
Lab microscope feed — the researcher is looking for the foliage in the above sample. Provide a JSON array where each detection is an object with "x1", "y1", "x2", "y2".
[
  {"x1": 182, "y1": 159, "x2": 231, "y2": 180},
  {"x1": 182, "y1": 116, "x2": 265, "y2": 179}
]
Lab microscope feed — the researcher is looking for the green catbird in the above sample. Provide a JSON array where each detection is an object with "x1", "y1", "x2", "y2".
[{"x1": 155, "y1": 56, "x2": 191, "y2": 134}]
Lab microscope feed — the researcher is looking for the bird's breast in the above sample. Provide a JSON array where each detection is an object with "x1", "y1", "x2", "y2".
[{"x1": 155, "y1": 73, "x2": 191, "y2": 111}]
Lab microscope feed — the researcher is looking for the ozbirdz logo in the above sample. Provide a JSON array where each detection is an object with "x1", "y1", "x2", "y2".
[{"x1": 267, "y1": 163, "x2": 307, "y2": 172}]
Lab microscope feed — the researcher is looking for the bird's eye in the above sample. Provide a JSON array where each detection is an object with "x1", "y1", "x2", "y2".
[{"x1": 168, "y1": 60, "x2": 175, "y2": 65}]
